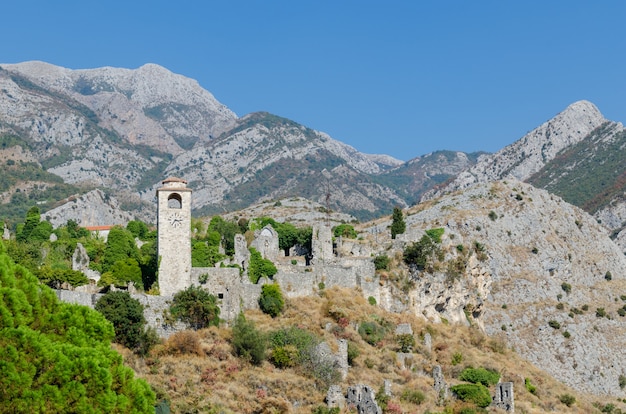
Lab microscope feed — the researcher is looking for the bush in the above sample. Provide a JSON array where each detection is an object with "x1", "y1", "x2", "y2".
[
  {"x1": 373, "y1": 254, "x2": 390, "y2": 271},
  {"x1": 400, "y1": 389, "x2": 425, "y2": 405},
  {"x1": 403, "y1": 234, "x2": 439, "y2": 271},
  {"x1": 358, "y1": 321, "x2": 386, "y2": 346},
  {"x1": 259, "y1": 283, "x2": 285, "y2": 317},
  {"x1": 248, "y1": 247, "x2": 277, "y2": 283},
  {"x1": 333, "y1": 224, "x2": 358, "y2": 239},
  {"x1": 451, "y1": 383, "x2": 491, "y2": 407},
  {"x1": 271, "y1": 345, "x2": 299, "y2": 368},
  {"x1": 396, "y1": 333, "x2": 415, "y2": 353},
  {"x1": 488, "y1": 210, "x2": 498, "y2": 221},
  {"x1": 524, "y1": 378, "x2": 537, "y2": 395},
  {"x1": 95, "y1": 291, "x2": 146, "y2": 349},
  {"x1": 170, "y1": 285, "x2": 220, "y2": 329},
  {"x1": 458, "y1": 367, "x2": 500, "y2": 387},
  {"x1": 231, "y1": 313, "x2": 266, "y2": 365},
  {"x1": 559, "y1": 393, "x2": 576, "y2": 407},
  {"x1": 548, "y1": 320, "x2": 561, "y2": 329},
  {"x1": 368, "y1": 296, "x2": 377, "y2": 306},
  {"x1": 347, "y1": 341, "x2": 360, "y2": 365},
  {"x1": 561, "y1": 282, "x2": 572, "y2": 294},
  {"x1": 165, "y1": 330, "x2": 203, "y2": 355},
  {"x1": 619, "y1": 374, "x2": 626, "y2": 389},
  {"x1": 269, "y1": 326, "x2": 318, "y2": 366}
]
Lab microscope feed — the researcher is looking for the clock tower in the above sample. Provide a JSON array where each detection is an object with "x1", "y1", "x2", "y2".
[{"x1": 157, "y1": 177, "x2": 192, "y2": 296}]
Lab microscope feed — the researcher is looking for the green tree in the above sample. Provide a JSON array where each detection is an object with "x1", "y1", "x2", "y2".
[
  {"x1": 101, "y1": 226, "x2": 139, "y2": 274},
  {"x1": 99, "y1": 257, "x2": 143, "y2": 288},
  {"x1": 16, "y1": 206, "x2": 41, "y2": 242},
  {"x1": 403, "y1": 234, "x2": 439, "y2": 271},
  {"x1": 170, "y1": 285, "x2": 220, "y2": 329},
  {"x1": 390, "y1": 206, "x2": 406, "y2": 239},
  {"x1": 95, "y1": 291, "x2": 146, "y2": 349},
  {"x1": 231, "y1": 312, "x2": 266, "y2": 365},
  {"x1": 207, "y1": 216, "x2": 241, "y2": 256},
  {"x1": 333, "y1": 224, "x2": 358, "y2": 239},
  {"x1": 0, "y1": 246, "x2": 155, "y2": 412},
  {"x1": 259, "y1": 283, "x2": 285, "y2": 317},
  {"x1": 126, "y1": 220, "x2": 150, "y2": 240}
]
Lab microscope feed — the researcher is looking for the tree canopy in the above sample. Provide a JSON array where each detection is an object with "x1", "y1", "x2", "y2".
[{"x1": 0, "y1": 243, "x2": 155, "y2": 412}]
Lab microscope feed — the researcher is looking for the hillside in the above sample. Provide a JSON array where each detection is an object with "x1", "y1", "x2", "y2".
[
  {"x1": 421, "y1": 101, "x2": 626, "y2": 252},
  {"x1": 362, "y1": 180, "x2": 626, "y2": 397},
  {"x1": 124, "y1": 287, "x2": 609, "y2": 414}
]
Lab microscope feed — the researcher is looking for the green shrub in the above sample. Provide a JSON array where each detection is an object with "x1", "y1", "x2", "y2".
[
  {"x1": 259, "y1": 283, "x2": 285, "y2": 317},
  {"x1": 271, "y1": 345, "x2": 299, "y2": 368},
  {"x1": 311, "y1": 406, "x2": 340, "y2": 414},
  {"x1": 561, "y1": 282, "x2": 572, "y2": 294},
  {"x1": 619, "y1": 374, "x2": 626, "y2": 389},
  {"x1": 95, "y1": 291, "x2": 146, "y2": 349},
  {"x1": 373, "y1": 254, "x2": 390, "y2": 271},
  {"x1": 358, "y1": 321, "x2": 386, "y2": 346},
  {"x1": 524, "y1": 378, "x2": 537, "y2": 395},
  {"x1": 605, "y1": 271, "x2": 612, "y2": 281},
  {"x1": 548, "y1": 320, "x2": 561, "y2": 329},
  {"x1": 450, "y1": 383, "x2": 491, "y2": 407},
  {"x1": 231, "y1": 313, "x2": 266, "y2": 365},
  {"x1": 425, "y1": 227, "x2": 445, "y2": 243},
  {"x1": 400, "y1": 389, "x2": 425, "y2": 405},
  {"x1": 488, "y1": 210, "x2": 498, "y2": 221},
  {"x1": 559, "y1": 393, "x2": 576, "y2": 407},
  {"x1": 333, "y1": 224, "x2": 358, "y2": 239},
  {"x1": 248, "y1": 247, "x2": 277, "y2": 283},
  {"x1": 291, "y1": 259, "x2": 297, "y2": 265},
  {"x1": 170, "y1": 285, "x2": 220, "y2": 329},
  {"x1": 458, "y1": 367, "x2": 500, "y2": 387},
  {"x1": 403, "y1": 234, "x2": 439, "y2": 271},
  {"x1": 396, "y1": 333, "x2": 415, "y2": 353},
  {"x1": 347, "y1": 341, "x2": 360, "y2": 365},
  {"x1": 452, "y1": 352, "x2": 463, "y2": 365},
  {"x1": 368, "y1": 296, "x2": 377, "y2": 306},
  {"x1": 596, "y1": 308, "x2": 607, "y2": 318},
  {"x1": 563, "y1": 331, "x2": 571, "y2": 338}
]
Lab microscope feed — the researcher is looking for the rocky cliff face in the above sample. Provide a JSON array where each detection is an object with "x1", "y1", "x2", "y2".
[
  {"x1": 371, "y1": 180, "x2": 626, "y2": 396},
  {"x1": 3, "y1": 61, "x2": 441, "y2": 221},
  {"x1": 422, "y1": 100, "x2": 626, "y2": 254},
  {"x1": 423, "y1": 100, "x2": 606, "y2": 198}
]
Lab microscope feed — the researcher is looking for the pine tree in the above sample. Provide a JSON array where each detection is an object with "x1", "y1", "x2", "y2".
[{"x1": 390, "y1": 206, "x2": 406, "y2": 239}]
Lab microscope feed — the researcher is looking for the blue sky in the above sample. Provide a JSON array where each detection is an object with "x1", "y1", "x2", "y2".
[{"x1": 2, "y1": 1, "x2": 625, "y2": 160}]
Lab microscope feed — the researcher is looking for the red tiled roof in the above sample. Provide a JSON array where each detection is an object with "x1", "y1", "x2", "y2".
[{"x1": 84, "y1": 225, "x2": 115, "y2": 231}]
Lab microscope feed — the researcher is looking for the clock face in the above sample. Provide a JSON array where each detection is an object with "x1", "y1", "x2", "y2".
[{"x1": 168, "y1": 212, "x2": 184, "y2": 228}]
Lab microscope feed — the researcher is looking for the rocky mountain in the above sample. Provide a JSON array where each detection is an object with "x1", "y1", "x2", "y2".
[
  {"x1": 422, "y1": 100, "x2": 626, "y2": 252},
  {"x1": 363, "y1": 180, "x2": 626, "y2": 397},
  {"x1": 0, "y1": 61, "x2": 475, "y2": 224}
]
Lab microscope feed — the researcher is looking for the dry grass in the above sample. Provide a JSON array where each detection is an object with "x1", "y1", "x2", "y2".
[{"x1": 120, "y1": 286, "x2": 618, "y2": 413}]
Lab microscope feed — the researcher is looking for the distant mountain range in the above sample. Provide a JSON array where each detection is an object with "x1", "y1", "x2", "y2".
[{"x1": 0, "y1": 61, "x2": 624, "y2": 252}]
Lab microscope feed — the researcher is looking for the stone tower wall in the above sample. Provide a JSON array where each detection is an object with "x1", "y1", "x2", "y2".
[{"x1": 157, "y1": 178, "x2": 192, "y2": 297}]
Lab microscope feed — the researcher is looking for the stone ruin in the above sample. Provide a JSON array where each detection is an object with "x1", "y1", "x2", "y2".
[
  {"x1": 493, "y1": 382, "x2": 514, "y2": 412},
  {"x1": 326, "y1": 384, "x2": 383, "y2": 414},
  {"x1": 433, "y1": 365, "x2": 448, "y2": 405}
]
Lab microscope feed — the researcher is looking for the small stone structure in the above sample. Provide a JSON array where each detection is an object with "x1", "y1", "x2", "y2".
[
  {"x1": 251, "y1": 225, "x2": 280, "y2": 261},
  {"x1": 312, "y1": 224, "x2": 333, "y2": 264},
  {"x1": 72, "y1": 243, "x2": 101, "y2": 283},
  {"x1": 433, "y1": 365, "x2": 448, "y2": 404},
  {"x1": 492, "y1": 382, "x2": 514, "y2": 412},
  {"x1": 345, "y1": 385, "x2": 382, "y2": 414}
]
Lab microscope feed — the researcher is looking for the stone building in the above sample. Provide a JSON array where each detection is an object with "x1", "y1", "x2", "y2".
[{"x1": 157, "y1": 177, "x2": 192, "y2": 297}]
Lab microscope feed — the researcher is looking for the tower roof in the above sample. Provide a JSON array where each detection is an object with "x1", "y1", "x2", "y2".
[{"x1": 162, "y1": 177, "x2": 187, "y2": 184}]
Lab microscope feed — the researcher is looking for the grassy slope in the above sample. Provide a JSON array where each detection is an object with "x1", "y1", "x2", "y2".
[{"x1": 119, "y1": 287, "x2": 612, "y2": 414}]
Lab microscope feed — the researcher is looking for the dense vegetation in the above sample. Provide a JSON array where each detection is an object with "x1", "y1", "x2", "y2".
[
  {"x1": 528, "y1": 123, "x2": 626, "y2": 214},
  {"x1": 0, "y1": 244, "x2": 155, "y2": 412}
]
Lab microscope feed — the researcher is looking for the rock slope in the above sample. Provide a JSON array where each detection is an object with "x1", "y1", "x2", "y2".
[{"x1": 369, "y1": 180, "x2": 626, "y2": 396}]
